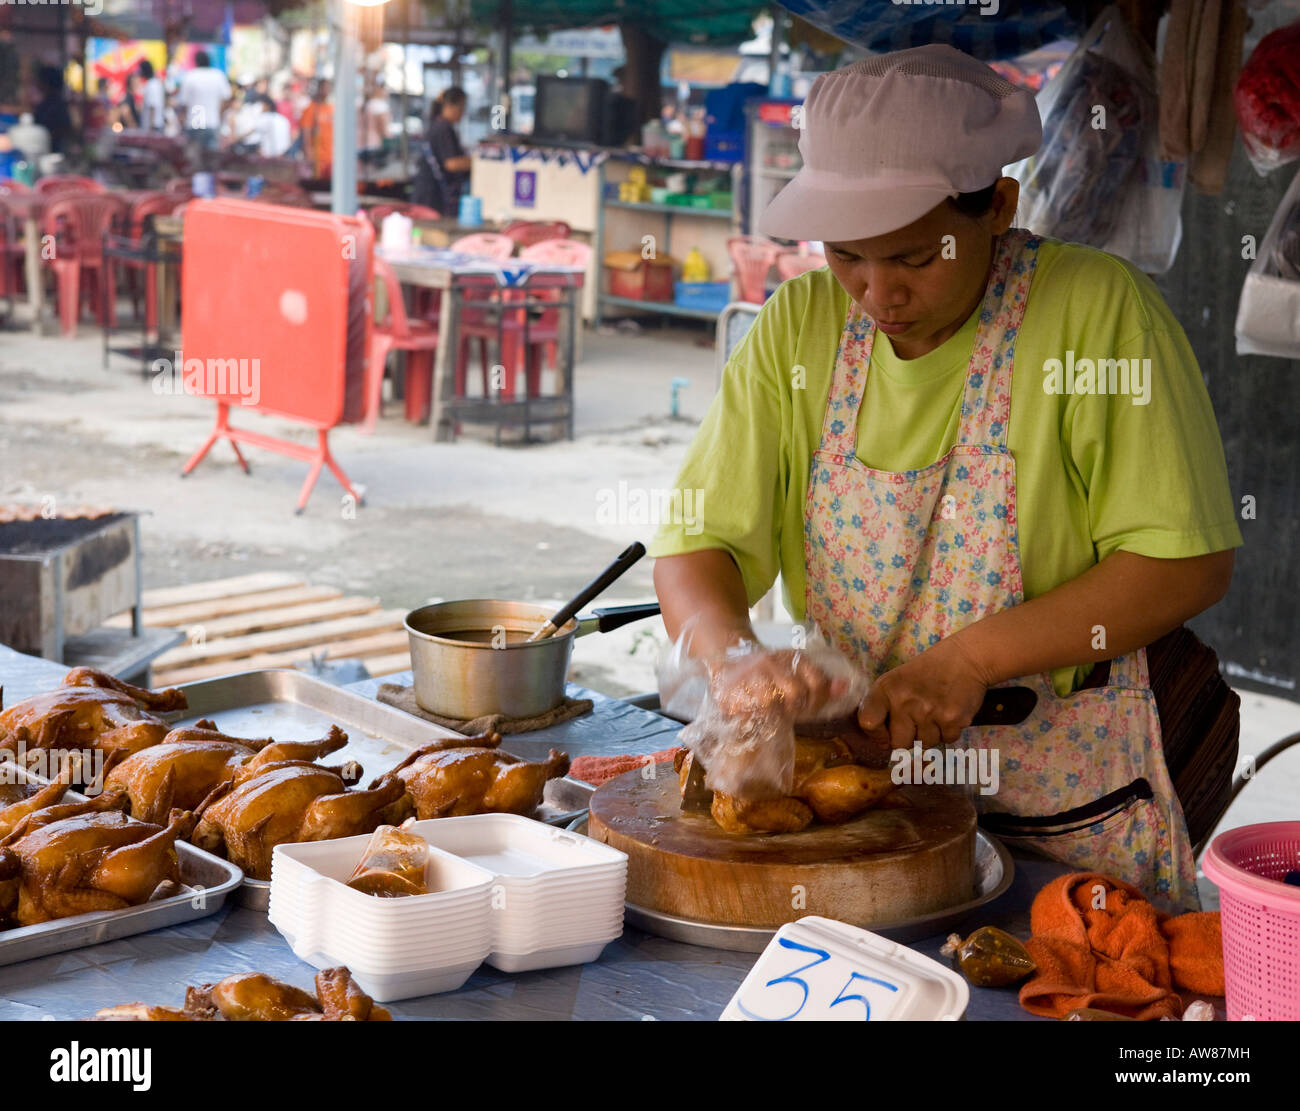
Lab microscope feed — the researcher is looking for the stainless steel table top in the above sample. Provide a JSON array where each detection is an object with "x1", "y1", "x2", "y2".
[{"x1": 0, "y1": 648, "x2": 1058, "y2": 1021}]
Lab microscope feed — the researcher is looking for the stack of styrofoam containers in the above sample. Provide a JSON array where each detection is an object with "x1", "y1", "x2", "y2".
[
  {"x1": 267, "y1": 814, "x2": 627, "y2": 1002},
  {"x1": 411, "y1": 815, "x2": 627, "y2": 973},
  {"x1": 268, "y1": 838, "x2": 496, "y2": 1001}
]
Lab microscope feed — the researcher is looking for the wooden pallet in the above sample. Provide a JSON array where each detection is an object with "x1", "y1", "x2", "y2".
[{"x1": 115, "y1": 573, "x2": 411, "y2": 687}]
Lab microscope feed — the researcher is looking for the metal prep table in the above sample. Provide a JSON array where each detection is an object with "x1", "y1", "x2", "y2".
[{"x1": 0, "y1": 645, "x2": 1080, "y2": 1021}]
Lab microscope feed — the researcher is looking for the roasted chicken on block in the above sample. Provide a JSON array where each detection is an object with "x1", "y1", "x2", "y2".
[
  {"x1": 192, "y1": 762, "x2": 410, "y2": 880},
  {"x1": 0, "y1": 669, "x2": 187, "y2": 776},
  {"x1": 105, "y1": 726, "x2": 350, "y2": 824},
  {"x1": 94, "y1": 967, "x2": 391, "y2": 1021},
  {"x1": 0, "y1": 807, "x2": 193, "y2": 926},
  {"x1": 384, "y1": 733, "x2": 570, "y2": 819},
  {"x1": 677, "y1": 734, "x2": 897, "y2": 834}
]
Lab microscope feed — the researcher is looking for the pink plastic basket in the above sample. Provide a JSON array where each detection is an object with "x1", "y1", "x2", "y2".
[{"x1": 1202, "y1": 821, "x2": 1300, "y2": 1020}]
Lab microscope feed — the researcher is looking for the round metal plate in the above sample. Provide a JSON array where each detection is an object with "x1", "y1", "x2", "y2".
[{"x1": 568, "y1": 817, "x2": 1013, "y2": 951}]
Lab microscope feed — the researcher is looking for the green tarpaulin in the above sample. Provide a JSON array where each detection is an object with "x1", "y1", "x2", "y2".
[{"x1": 466, "y1": 0, "x2": 765, "y2": 46}]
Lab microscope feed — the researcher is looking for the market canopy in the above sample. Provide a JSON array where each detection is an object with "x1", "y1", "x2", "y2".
[
  {"x1": 470, "y1": 0, "x2": 1085, "y2": 56},
  {"x1": 776, "y1": 0, "x2": 1084, "y2": 59},
  {"x1": 466, "y1": 0, "x2": 767, "y2": 46}
]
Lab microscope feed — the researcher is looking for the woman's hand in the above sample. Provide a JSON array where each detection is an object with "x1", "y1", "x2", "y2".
[
  {"x1": 856, "y1": 637, "x2": 991, "y2": 749},
  {"x1": 708, "y1": 649, "x2": 851, "y2": 720}
]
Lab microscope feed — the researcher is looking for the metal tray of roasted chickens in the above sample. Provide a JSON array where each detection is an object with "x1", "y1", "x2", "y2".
[
  {"x1": 166, "y1": 670, "x2": 595, "y2": 909},
  {"x1": 0, "y1": 765, "x2": 243, "y2": 967}
]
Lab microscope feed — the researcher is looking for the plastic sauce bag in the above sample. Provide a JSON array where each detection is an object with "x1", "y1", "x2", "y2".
[
  {"x1": 346, "y1": 824, "x2": 430, "y2": 898},
  {"x1": 941, "y1": 926, "x2": 1037, "y2": 988},
  {"x1": 661, "y1": 626, "x2": 868, "y2": 800}
]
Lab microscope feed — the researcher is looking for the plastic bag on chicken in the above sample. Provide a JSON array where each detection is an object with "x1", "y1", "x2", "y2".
[{"x1": 657, "y1": 622, "x2": 868, "y2": 800}]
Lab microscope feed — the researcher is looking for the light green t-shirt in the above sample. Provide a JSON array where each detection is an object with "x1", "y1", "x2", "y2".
[{"x1": 649, "y1": 237, "x2": 1243, "y2": 695}]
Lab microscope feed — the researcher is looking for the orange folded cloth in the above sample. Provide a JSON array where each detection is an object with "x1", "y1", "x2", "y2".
[
  {"x1": 567, "y1": 748, "x2": 684, "y2": 787},
  {"x1": 1019, "y1": 872, "x2": 1223, "y2": 1020}
]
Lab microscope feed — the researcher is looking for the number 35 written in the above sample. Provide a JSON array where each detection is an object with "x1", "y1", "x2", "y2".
[{"x1": 734, "y1": 938, "x2": 899, "y2": 1021}]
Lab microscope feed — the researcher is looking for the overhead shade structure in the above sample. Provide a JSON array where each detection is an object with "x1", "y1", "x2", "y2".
[
  {"x1": 772, "y1": 0, "x2": 1085, "y2": 60},
  {"x1": 466, "y1": 0, "x2": 764, "y2": 45}
]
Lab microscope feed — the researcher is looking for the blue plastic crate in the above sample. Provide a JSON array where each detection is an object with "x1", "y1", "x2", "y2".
[{"x1": 674, "y1": 281, "x2": 731, "y2": 313}]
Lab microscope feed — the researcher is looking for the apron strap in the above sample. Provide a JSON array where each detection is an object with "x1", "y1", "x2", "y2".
[
  {"x1": 956, "y1": 228, "x2": 1041, "y2": 449},
  {"x1": 813, "y1": 307, "x2": 874, "y2": 459}
]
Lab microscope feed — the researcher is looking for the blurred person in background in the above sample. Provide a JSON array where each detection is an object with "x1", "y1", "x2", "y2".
[
  {"x1": 253, "y1": 95, "x2": 291, "y2": 157},
  {"x1": 33, "y1": 66, "x2": 72, "y2": 153},
  {"x1": 420, "y1": 86, "x2": 469, "y2": 214},
  {"x1": 139, "y1": 59, "x2": 166, "y2": 132},
  {"x1": 298, "y1": 79, "x2": 334, "y2": 178},
  {"x1": 177, "y1": 50, "x2": 231, "y2": 152},
  {"x1": 360, "y1": 76, "x2": 391, "y2": 166}
]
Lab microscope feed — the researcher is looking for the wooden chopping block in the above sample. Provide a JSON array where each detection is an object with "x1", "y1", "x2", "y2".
[{"x1": 588, "y1": 768, "x2": 976, "y2": 929}]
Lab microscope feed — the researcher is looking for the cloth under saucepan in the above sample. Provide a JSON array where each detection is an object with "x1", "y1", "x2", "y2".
[{"x1": 377, "y1": 682, "x2": 593, "y2": 735}]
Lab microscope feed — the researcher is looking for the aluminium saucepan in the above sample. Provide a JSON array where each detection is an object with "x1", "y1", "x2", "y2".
[{"x1": 405, "y1": 599, "x2": 661, "y2": 719}]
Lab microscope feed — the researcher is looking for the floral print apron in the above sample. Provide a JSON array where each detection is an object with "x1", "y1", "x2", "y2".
[{"x1": 803, "y1": 228, "x2": 1199, "y2": 913}]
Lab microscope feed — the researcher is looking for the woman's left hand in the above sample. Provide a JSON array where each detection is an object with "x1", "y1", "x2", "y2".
[{"x1": 856, "y1": 637, "x2": 991, "y2": 749}]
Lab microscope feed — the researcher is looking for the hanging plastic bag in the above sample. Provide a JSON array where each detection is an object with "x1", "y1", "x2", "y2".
[
  {"x1": 1009, "y1": 5, "x2": 1184, "y2": 273},
  {"x1": 1235, "y1": 19, "x2": 1300, "y2": 176},
  {"x1": 659, "y1": 622, "x2": 868, "y2": 800},
  {"x1": 1235, "y1": 165, "x2": 1300, "y2": 358}
]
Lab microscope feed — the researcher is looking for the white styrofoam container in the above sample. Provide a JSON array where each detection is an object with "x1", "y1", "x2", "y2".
[
  {"x1": 720, "y1": 917, "x2": 970, "y2": 1022},
  {"x1": 485, "y1": 939, "x2": 617, "y2": 973},
  {"x1": 409, "y1": 814, "x2": 627, "y2": 878}
]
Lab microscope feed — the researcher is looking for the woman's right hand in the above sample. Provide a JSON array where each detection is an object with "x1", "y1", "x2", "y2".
[{"x1": 706, "y1": 649, "x2": 851, "y2": 721}]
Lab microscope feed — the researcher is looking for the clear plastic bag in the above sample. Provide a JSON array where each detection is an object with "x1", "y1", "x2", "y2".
[
  {"x1": 1009, "y1": 5, "x2": 1183, "y2": 273},
  {"x1": 346, "y1": 823, "x2": 430, "y2": 898},
  {"x1": 659, "y1": 625, "x2": 868, "y2": 800},
  {"x1": 1235, "y1": 165, "x2": 1300, "y2": 358}
]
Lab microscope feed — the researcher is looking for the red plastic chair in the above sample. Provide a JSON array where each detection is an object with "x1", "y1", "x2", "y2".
[
  {"x1": 120, "y1": 191, "x2": 185, "y2": 331},
  {"x1": 459, "y1": 239, "x2": 591, "y2": 399},
  {"x1": 452, "y1": 232, "x2": 515, "y2": 260},
  {"x1": 776, "y1": 250, "x2": 828, "y2": 281},
  {"x1": 364, "y1": 255, "x2": 441, "y2": 432},
  {"x1": 42, "y1": 193, "x2": 130, "y2": 335},
  {"x1": 35, "y1": 175, "x2": 107, "y2": 197},
  {"x1": 0, "y1": 198, "x2": 23, "y2": 298},
  {"x1": 501, "y1": 220, "x2": 571, "y2": 249},
  {"x1": 727, "y1": 236, "x2": 781, "y2": 304}
]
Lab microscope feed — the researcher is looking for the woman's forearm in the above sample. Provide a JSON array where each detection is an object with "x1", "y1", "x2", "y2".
[
  {"x1": 949, "y1": 549, "x2": 1235, "y2": 686},
  {"x1": 653, "y1": 550, "x2": 756, "y2": 658}
]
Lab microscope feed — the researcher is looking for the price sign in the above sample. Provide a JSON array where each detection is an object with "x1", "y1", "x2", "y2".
[{"x1": 720, "y1": 917, "x2": 967, "y2": 1022}]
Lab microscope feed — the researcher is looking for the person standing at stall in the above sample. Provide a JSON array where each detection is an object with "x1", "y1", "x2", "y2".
[
  {"x1": 139, "y1": 59, "x2": 166, "y2": 132},
  {"x1": 650, "y1": 46, "x2": 1241, "y2": 913},
  {"x1": 298, "y1": 80, "x2": 334, "y2": 179},
  {"x1": 177, "y1": 50, "x2": 231, "y2": 153},
  {"x1": 423, "y1": 86, "x2": 470, "y2": 216}
]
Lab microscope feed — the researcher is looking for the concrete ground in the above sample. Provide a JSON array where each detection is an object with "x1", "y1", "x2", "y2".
[{"x1": 1, "y1": 312, "x2": 1296, "y2": 842}]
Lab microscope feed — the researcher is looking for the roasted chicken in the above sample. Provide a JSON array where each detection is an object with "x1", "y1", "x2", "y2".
[
  {"x1": 0, "y1": 807, "x2": 192, "y2": 926},
  {"x1": 105, "y1": 726, "x2": 350, "y2": 824},
  {"x1": 192, "y1": 762, "x2": 410, "y2": 880},
  {"x1": 678, "y1": 734, "x2": 898, "y2": 834},
  {"x1": 0, "y1": 669, "x2": 187, "y2": 778},
  {"x1": 384, "y1": 733, "x2": 570, "y2": 819},
  {"x1": 94, "y1": 967, "x2": 390, "y2": 1021}
]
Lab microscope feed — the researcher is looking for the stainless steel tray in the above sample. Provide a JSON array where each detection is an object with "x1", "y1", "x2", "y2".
[
  {"x1": 170, "y1": 670, "x2": 595, "y2": 909},
  {"x1": 0, "y1": 766, "x2": 243, "y2": 967},
  {"x1": 567, "y1": 816, "x2": 1013, "y2": 952}
]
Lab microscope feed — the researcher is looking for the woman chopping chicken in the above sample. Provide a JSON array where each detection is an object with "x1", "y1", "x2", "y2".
[{"x1": 650, "y1": 47, "x2": 1241, "y2": 913}]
